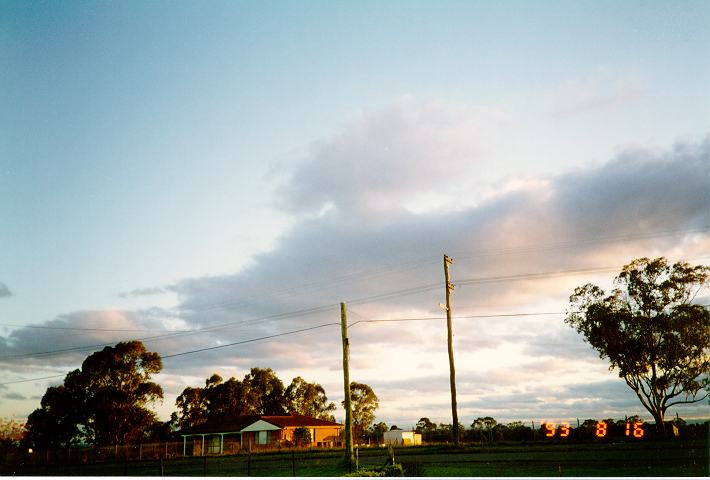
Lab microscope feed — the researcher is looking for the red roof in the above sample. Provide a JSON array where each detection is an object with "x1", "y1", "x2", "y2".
[
  {"x1": 261, "y1": 414, "x2": 342, "y2": 428},
  {"x1": 178, "y1": 414, "x2": 341, "y2": 435}
]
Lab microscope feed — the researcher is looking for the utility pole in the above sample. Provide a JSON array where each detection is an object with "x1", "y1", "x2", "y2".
[
  {"x1": 340, "y1": 302, "x2": 354, "y2": 468},
  {"x1": 443, "y1": 254, "x2": 460, "y2": 445}
]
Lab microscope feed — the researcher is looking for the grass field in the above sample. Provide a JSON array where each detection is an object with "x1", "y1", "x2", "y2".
[{"x1": 5, "y1": 439, "x2": 707, "y2": 476}]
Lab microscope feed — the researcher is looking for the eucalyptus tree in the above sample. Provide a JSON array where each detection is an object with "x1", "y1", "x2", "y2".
[{"x1": 566, "y1": 257, "x2": 709, "y2": 435}]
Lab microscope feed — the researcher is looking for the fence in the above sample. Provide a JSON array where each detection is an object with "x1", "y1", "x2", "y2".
[
  {"x1": 1, "y1": 444, "x2": 387, "y2": 476},
  {"x1": 2, "y1": 440, "x2": 707, "y2": 477}
]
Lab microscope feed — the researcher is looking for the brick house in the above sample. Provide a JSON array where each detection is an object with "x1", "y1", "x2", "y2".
[{"x1": 180, "y1": 414, "x2": 343, "y2": 456}]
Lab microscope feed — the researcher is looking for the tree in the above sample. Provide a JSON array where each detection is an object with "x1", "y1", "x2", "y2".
[
  {"x1": 243, "y1": 367, "x2": 287, "y2": 415},
  {"x1": 343, "y1": 382, "x2": 378, "y2": 441},
  {"x1": 370, "y1": 422, "x2": 388, "y2": 444},
  {"x1": 26, "y1": 340, "x2": 163, "y2": 447},
  {"x1": 503, "y1": 421, "x2": 532, "y2": 442},
  {"x1": 204, "y1": 376, "x2": 254, "y2": 418},
  {"x1": 25, "y1": 384, "x2": 83, "y2": 448},
  {"x1": 415, "y1": 417, "x2": 437, "y2": 442},
  {"x1": 173, "y1": 368, "x2": 339, "y2": 427},
  {"x1": 415, "y1": 417, "x2": 436, "y2": 433},
  {"x1": 0, "y1": 418, "x2": 27, "y2": 455},
  {"x1": 472, "y1": 416, "x2": 497, "y2": 442},
  {"x1": 293, "y1": 426, "x2": 312, "y2": 447},
  {"x1": 566, "y1": 257, "x2": 710, "y2": 435},
  {"x1": 285, "y1": 376, "x2": 336, "y2": 420},
  {"x1": 172, "y1": 385, "x2": 209, "y2": 429}
]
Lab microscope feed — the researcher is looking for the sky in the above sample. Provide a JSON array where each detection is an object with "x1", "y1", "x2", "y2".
[{"x1": 1, "y1": 0, "x2": 709, "y2": 430}]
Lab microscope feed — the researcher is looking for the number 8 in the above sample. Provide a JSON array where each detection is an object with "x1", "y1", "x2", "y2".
[{"x1": 595, "y1": 421, "x2": 607, "y2": 437}]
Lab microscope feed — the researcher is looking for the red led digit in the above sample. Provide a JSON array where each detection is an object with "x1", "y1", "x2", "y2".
[
  {"x1": 625, "y1": 422, "x2": 631, "y2": 436},
  {"x1": 544, "y1": 422, "x2": 556, "y2": 437},
  {"x1": 633, "y1": 422, "x2": 644, "y2": 438},
  {"x1": 560, "y1": 423, "x2": 570, "y2": 437},
  {"x1": 595, "y1": 421, "x2": 607, "y2": 438}
]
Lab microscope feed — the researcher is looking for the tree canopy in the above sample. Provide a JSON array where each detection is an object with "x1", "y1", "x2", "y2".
[
  {"x1": 26, "y1": 340, "x2": 163, "y2": 447},
  {"x1": 343, "y1": 382, "x2": 379, "y2": 441},
  {"x1": 566, "y1": 257, "x2": 709, "y2": 434},
  {"x1": 284, "y1": 376, "x2": 336, "y2": 420},
  {"x1": 172, "y1": 369, "x2": 335, "y2": 429}
]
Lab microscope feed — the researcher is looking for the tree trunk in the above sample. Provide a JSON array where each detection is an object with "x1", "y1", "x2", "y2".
[{"x1": 652, "y1": 409, "x2": 666, "y2": 437}]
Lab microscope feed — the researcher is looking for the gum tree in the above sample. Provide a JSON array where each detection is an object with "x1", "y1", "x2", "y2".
[{"x1": 566, "y1": 257, "x2": 709, "y2": 435}]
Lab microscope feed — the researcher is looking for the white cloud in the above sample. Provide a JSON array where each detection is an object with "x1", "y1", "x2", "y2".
[
  {"x1": 277, "y1": 97, "x2": 513, "y2": 216},
  {"x1": 2, "y1": 101, "x2": 708, "y2": 426}
]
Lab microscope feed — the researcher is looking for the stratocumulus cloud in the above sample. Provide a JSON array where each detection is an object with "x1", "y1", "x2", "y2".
[{"x1": 2, "y1": 103, "x2": 708, "y2": 425}]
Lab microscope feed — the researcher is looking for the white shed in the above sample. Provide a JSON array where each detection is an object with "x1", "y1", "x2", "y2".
[{"x1": 383, "y1": 430, "x2": 422, "y2": 446}]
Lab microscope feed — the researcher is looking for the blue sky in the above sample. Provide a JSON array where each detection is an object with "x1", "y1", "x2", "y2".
[{"x1": 1, "y1": 0, "x2": 709, "y2": 427}]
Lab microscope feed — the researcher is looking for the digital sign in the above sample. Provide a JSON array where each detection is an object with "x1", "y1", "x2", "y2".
[{"x1": 541, "y1": 421, "x2": 646, "y2": 439}]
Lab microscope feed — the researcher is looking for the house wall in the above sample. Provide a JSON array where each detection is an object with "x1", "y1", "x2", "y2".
[
  {"x1": 240, "y1": 430, "x2": 286, "y2": 450},
  {"x1": 281, "y1": 426, "x2": 342, "y2": 447},
  {"x1": 383, "y1": 431, "x2": 422, "y2": 446}
]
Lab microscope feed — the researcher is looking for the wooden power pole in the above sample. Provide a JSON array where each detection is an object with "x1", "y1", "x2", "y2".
[
  {"x1": 340, "y1": 302, "x2": 354, "y2": 467},
  {"x1": 443, "y1": 254, "x2": 460, "y2": 445}
]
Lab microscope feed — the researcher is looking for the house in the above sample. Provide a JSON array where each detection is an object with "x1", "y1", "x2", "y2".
[
  {"x1": 383, "y1": 429, "x2": 422, "y2": 446},
  {"x1": 179, "y1": 414, "x2": 343, "y2": 456}
]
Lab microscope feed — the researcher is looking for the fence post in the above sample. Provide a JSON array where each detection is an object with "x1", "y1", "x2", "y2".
[
  {"x1": 292, "y1": 450, "x2": 296, "y2": 476},
  {"x1": 159, "y1": 457, "x2": 164, "y2": 476},
  {"x1": 355, "y1": 447, "x2": 359, "y2": 472},
  {"x1": 203, "y1": 455, "x2": 207, "y2": 476},
  {"x1": 247, "y1": 452, "x2": 251, "y2": 476}
]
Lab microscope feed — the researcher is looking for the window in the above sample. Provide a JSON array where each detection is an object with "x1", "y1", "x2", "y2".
[
  {"x1": 257, "y1": 431, "x2": 269, "y2": 445},
  {"x1": 207, "y1": 436, "x2": 221, "y2": 454}
]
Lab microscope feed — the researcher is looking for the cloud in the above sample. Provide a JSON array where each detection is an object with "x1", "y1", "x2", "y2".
[
  {"x1": 119, "y1": 286, "x2": 168, "y2": 298},
  {"x1": 0, "y1": 309, "x2": 188, "y2": 367},
  {"x1": 2, "y1": 99, "x2": 708, "y2": 425},
  {"x1": 0, "y1": 282, "x2": 12, "y2": 298},
  {"x1": 277, "y1": 97, "x2": 512, "y2": 216},
  {"x1": 550, "y1": 73, "x2": 646, "y2": 116},
  {"x1": 3, "y1": 392, "x2": 27, "y2": 401}
]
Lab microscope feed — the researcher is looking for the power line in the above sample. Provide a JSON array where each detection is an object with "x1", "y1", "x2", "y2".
[
  {"x1": 5, "y1": 303, "x2": 706, "y2": 386},
  {"x1": 161, "y1": 322, "x2": 340, "y2": 359},
  {"x1": 129, "y1": 225, "x2": 710, "y2": 317},
  {"x1": 0, "y1": 374, "x2": 66, "y2": 386},
  {"x1": 0, "y1": 322, "x2": 341, "y2": 386},
  {"x1": 5, "y1": 257, "x2": 708, "y2": 358},
  {"x1": 347, "y1": 303, "x2": 710, "y2": 328},
  {"x1": 0, "y1": 304, "x2": 339, "y2": 360},
  {"x1": 347, "y1": 311, "x2": 566, "y2": 328},
  {"x1": 0, "y1": 323, "x2": 184, "y2": 333}
]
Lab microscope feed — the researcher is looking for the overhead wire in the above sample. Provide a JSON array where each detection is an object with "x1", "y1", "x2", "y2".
[
  {"x1": 0, "y1": 321, "x2": 341, "y2": 386},
  {"x1": 4, "y1": 257, "x2": 709, "y2": 360},
  {"x1": 3, "y1": 300, "x2": 707, "y2": 386},
  {"x1": 161, "y1": 322, "x2": 340, "y2": 359},
  {"x1": 0, "y1": 303, "x2": 339, "y2": 360},
  {"x1": 131, "y1": 225, "x2": 710, "y2": 317},
  {"x1": 4, "y1": 225, "x2": 707, "y2": 336}
]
